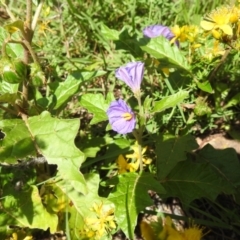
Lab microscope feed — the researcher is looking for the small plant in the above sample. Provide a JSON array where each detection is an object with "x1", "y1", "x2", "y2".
[{"x1": 0, "y1": 0, "x2": 240, "y2": 240}]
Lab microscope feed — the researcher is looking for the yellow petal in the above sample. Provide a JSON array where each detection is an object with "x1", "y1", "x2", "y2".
[
  {"x1": 200, "y1": 20, "x2": 214, "y2": 31},
  {"x1": 140, "y1": 221, "x2": 156, "y2": 240},
  {"x1": 183, "y1": 227, "x2": 203, "y2": 240},
  {"x1": 211, "y1": 29, "x2": 222, "y2": 39},
  {"x1": 219, "y1": 24, "x2": 233, "y2": 35}
]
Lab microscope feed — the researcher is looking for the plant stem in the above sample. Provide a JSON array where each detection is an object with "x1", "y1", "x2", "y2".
[
  {"x1": 21, "y1": 0, "x2": 34, "y2": 112},
  {"x1": 0, "y1": 105, "x2": 18, "y2": 116},
  {"x1": 134, "y1": 91, "x2": 144, "y2": 172}
]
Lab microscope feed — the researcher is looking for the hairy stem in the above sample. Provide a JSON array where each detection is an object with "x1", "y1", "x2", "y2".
[{"x1": 134, "y1": 91, "x2": 144, "y2": 172}]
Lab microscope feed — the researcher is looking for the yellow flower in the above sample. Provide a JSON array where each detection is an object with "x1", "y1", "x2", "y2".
[
  {"x1": 116, "y1": 142, "x2": 152, "y2": 174},
  {"x1": 83, "y1": 202, "x2": 116, "y2": 239},
  {"x1": 171, "y1": 25, "x2": 188, "y2": 42},
  {"x1": 140, "y1": 220, "x2": 156, "y2": 240},
  {"x1": 158, "y1": 216, "x2": 204, "y2": 240},
  {"x1": 200, "y1": 5, "x2": 239, "y2": 36},
  {"x1": 182, "y1": 226, "x2": 204, "y2": 240},
  {"x1": 204, "y1": 40, "x2": 225, "y2": 60},
  {"x1": 126, "y1": 142, "x2": 152, "y2": 166},
  {"x1": 116, "y1": 154, "x2": 129, "y2": 174}
]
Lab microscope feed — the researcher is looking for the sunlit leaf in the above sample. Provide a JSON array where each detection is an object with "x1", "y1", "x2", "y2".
[
  {"x1": 0, "y1": 111, "x2": 87, "y2": 194},
  {"x1": 197, "y1": 80, "x2": 214, "y2": 94},
  {"x1": 101, "y1": 23, "x2": 119, "y2": 40},
  {"x1": 56, "y1": 173, "x2": 115, "y2": 240},
  {"x1": 107, "y1": 172, "x2": 165, "y2": 239},
  {"x1": 53, "y1": 70, "x2": 106, "y2": 111},
  {"x1": 79, "y1": 93, "x2": 114, "y2": 125},
  {"x1": 152, "y1": 90, "x2": 189, "y2": 113},
  {"x1": 0, "y1": 184, "x2": 58, "y2": 233},
  {"x1": 139, "y1": 36, "x2": 190, "y2": 71}
]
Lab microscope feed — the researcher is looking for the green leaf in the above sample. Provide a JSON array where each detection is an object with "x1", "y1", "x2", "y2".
[
  {"x1": 107, "y1": 172, "x2": 165, "y2": 239},
  {"x1": 4, "y1": 20, "x2": 24, "y2": 34},
  {"x1": 156, "y1": 134, "x2": 198, "y2": 179},
  {"x1": 139, "y1": 36, "x2": 189, "y2": 71},
  {"x1": 27, "y1": 111, "x2": 87, "y2": 194},
  {"x1": 224, "y1": 92, "x2": 240, "y2": 109},
  {"x1": 0, "y1": 92, "x2": 18, "y2": 103},
  {"x1": 81, "y1": 137, "x2": 131, "y2": 168},
  {"x1": 56, "y1": 173, "x2": 115, "y2": 240},
  {"x1": 101, "y1": 23, "x2": 119, "y2": 40},
  {"x1": 0, "y1": 81, "x2": 19, "y2": 94},
  {"x1": 152, "y1": 90, "x2": 189, "y2": 113},
  {"x1": 197, "y1": 80, "x2": 214, "y2": 93},
  {"x1": 0, "y1": 119, "x2": 36, "y2": 163},
  {"x1": 53, "y1": 70, "x2": 106, "y2": 111},
  {"x1": 0, "y1": 27, "x2": 24, "y2": 58},
  {"x1": 143, "y1": 95, "x2": 152, "y2": 113},
  {"x1": 196, "y1": 144, "x2": 240, "y2": 187},
  {"x1": 0, "y1": 185, "x2": 58, "y2": 233},
  {"x1": 80, "y1": 93, "x2": 114, "y2": 124},
  {"x1": 162, "y1": 161, "x2": 234, "y2": 204},
  {"x1": 0, "y1": 111, "x2": 87, "y2": 195}
]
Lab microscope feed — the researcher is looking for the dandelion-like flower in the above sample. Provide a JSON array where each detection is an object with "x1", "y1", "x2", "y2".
[
  {"x1": 83, "y1": 202, "x2": 116, "y2": 239},
  {"x1": 200, "y1": 5, "x2": 239, "y2": 36},
  {"x1": 115, "y1": 61, "x2": 144, "y2": 94},
  {"x1": 143, "y1": 25, "x2": 175, "y2": 40},
  {"x1": 107, "y1": 99, "x2": 136, "y2": 134}
]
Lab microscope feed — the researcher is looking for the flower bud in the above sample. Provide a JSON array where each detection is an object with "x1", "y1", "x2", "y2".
[{"x1": 0, "y1": 57, "x2": 27, "y2": 83}]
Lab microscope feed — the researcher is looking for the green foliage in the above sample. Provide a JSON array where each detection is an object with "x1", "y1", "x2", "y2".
[
  {"x1": 0, "y1": 0, "x2": 239, "y2": 239},
  {"x1": 107, "y1": 172, "x2": 165, "y2": 239},
  {"x1": 79, "y1": 92, "x2": 114, "y2": 125},
  {"x1": 156, "y1": 134, "x2": 199, "y2": 179},
  {"x1": 140, "y1": 36, "x2": 190, "y2": 71},
  {"x1": 152, "y1": 90, "x2": 189, "y2": 113}
]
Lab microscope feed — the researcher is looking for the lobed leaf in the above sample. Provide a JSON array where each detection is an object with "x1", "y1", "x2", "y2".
[
  {"x1": 56, "y1": 173, "x2": 115, "y2": 240},
  {"x1": 196, "y1": 144, "x2": 240, "y2": 188},
  {"x1": 162, "y1": 160, "x2": 234, "y2": 205},
  {"x1": 0, "y1": 111, "x2": 87, "y2": 194},
  {"x1": 156, "y1": 134, "x2": 198, "y2": 179},
  {"x1": 0, "y1": 185, "x2": 58, "y2": 234}
]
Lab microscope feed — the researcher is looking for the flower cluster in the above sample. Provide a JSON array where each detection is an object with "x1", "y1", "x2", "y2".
[
  {"x1": 107, "y1": 23, "x2": 181, "y2": 134},
  {"x1": 81, "y1": 202, "x2": 116, "y2": 239},
  {"x1": 141, "y1": 216, "x2": 204, "y2": 240},
  {"x1": 107, "y1": 61, "x2": 144, "y2": 134},
  {"x1": 200, "y1": 5, "x2": 240, "y2": 39},
  {"x1": 116, "y1": 142, "x2": 152, "y2": 174}
]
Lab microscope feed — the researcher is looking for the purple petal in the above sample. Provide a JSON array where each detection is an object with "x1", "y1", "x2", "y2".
[
  {"x1": 115, "y1": 62, "x2": 144, "y2": 93},
  {"x1": 107, "y1": 99, "x2": 136, "y2": 134},
  {"x1": 143, "y1": 25, "x2": 175, "y2": 40}
]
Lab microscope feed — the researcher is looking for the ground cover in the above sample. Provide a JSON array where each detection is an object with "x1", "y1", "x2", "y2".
[{"x1": 0, "y1": 0, "x2": 240, "y2": 239}]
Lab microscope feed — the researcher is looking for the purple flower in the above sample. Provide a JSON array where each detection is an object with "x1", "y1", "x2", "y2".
[
  {"x1": 107, "y1": 99, "x2": 136, "y2": 134},
  {"x1": 143, "y1": 25, "x2": 175, "y2": 40},
  {"x1": 115, "y1": 62, "x2": 144, "y2": 93}
]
